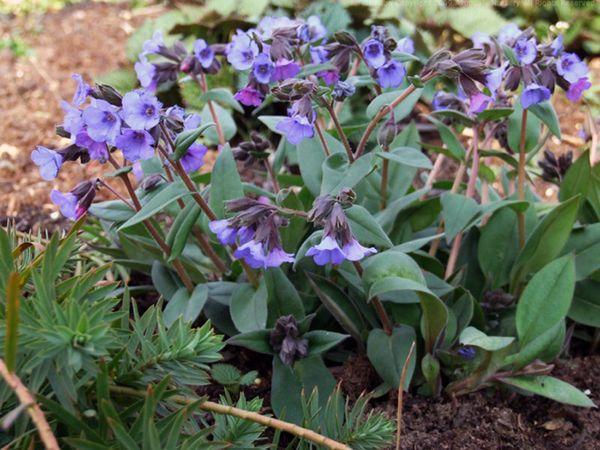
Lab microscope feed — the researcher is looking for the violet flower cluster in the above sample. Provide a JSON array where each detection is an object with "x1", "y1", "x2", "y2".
[{"x1": 32, "y1": 74, "x2": 208, "y2": 220}]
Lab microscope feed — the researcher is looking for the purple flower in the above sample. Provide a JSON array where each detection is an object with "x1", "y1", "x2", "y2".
[
  {"x1": 551, "y1": 35, "x2": 563, "y2": 56},
  {"x1": 318, "y1": 70, "x2": 340, "y2": 86},
  {"x1": 458, "y1": 346, "x2": 476, "y2": 360},
  {"x1": 142, "y1": 30, "x2": 164, "y2": 55},
  {"x1": 521, "y1": 83, "x2": 551, "y2": 109},
  {"x1": 297, "y1": 15, "x2": 327, "y2": 43},
  {"x1": 51, "y1": 190, "x2": 78, "y2": 219},
  {"x1": 253, "y1": 53, "x2": 275, "y2": 84},
  {"x1": 180, "y1": 143, "x2": 207, "y2": 173},
  {"x1": 556, "y1": 53, "x2": 589, "y2": 84},
  {"x1": 82, "y1": 99, "x2": 121, "y2": 143},
  {"x1": 234, "y1": 240, "x2": 266, "y2": 269},
  {"x1": 469, "y1": 92, "x2": 492, "y2": 114},
  {"x1": 273, "y1": 59, "x2": 301, "y2": 81},
  {"x1": 514, "y1": 38, "x2": 537, "y2": 65},
  {"x1": 227, "y1": 30, "x2": 259, "y2": 70},
  {"x1": 237, "y1": 226, "x2": 254, "y2": 245},
  {"x1": 276, "y1": 115, "x2": 314, "y2": 145},
  {"x1": 193, "y1": 39, "x2": 215, "y2": 69},
  {"x1": 135, "y1": 56, "x2": 157, "y2": 91},
  {"x1": 310, "y1": 45, "x2": 328, "y2": 64},
  {"x1": 31, "y1": 146, "x2": 62, "y2": 180},
  {"x1": 471, "y1": 32, "x2": 491, "y2": 49},
  {"x1": 486, "y1": 64, "x2": 505, "y2": 98},
  {"x1": 306, "y1": 235, "x2": 347, "y2": 266},
  {"x1": 262, "y1": 247, "x2": 295, "y2": 268},
  {"x1": 75, "y1": 130, "x2": 109, "y2": 162},
  {"x1": 183, "y1": 113, "x2": 202, "y2": 131},
  {"x1": 363, "y1": 39, "x2": 386, "y2": 69},
  {"x1": 332, "y1": 80, "x2": 356, "y2": 101},
  {"x1": 342, "y1": 238, "x2": 377, "y2": 261},
  {"x1": 116, "y1": 129, "x2": 155, "y2": 162},
  {"x1": 71, "y1": 74, "x2": 90, "y2": 106},
  {"x1": 396, "y1": 37, "x2": 415, "y2": 54},
  {"x1": 567, "y1": 77, "x2": 591, "y2": 102},
  {"x1": 234, "y1": 85, "x2": 264, "y2": 107},
  {"x1": 120, "y1": 90, "x2": 162, "y2": 130},
  {"x1": 209, "y1": 219, "x2": 237, "y2": 245},
  {"x1": 61, "y1": 101, "x2": 84, "y2": 137},
  {"x1": 377, "y1": 60, "x2": 406, "y2": 89},
  {"x1": 132, "y1": 161, "x2": 144, "y2": 181},
  {"x1": 498, "y1": 23, "x2": 521, "y2": 45}
]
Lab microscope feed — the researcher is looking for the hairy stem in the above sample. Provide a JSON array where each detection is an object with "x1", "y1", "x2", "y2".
[
  {"x1": 264, "y1": 158, "x2": 280, "y2": 193},
  {"x1": 0, "y1": 358, "x2": 59, "y2": 450},
  {"x1": 380, "y1": 145, "x2": 390, "y2": 209},
  {"x1": 353, "y1": 261, "x2": 393, "y2": 335},
  {"x1": 109, "y1": 384, "x2": 351, "y2": 450},
  {"x1": 517, "y1": 108, "x2": 528, "y2": 249},
  {"x1": 314, "y1": 120, "x2": 331, "y2": 156},
  {"x1": 194, "y1": 72, "x2": 225, "y2": 146},
  {"x1": 325, "y1": 102, "x2": 354, "y2": 162}
]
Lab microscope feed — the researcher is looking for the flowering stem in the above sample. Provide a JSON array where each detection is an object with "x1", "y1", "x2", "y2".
[
  {"x1": 327, "y1": 57, "x2": 361, "y2": 129},
  {"x1": 0, "y1": 358, "x2": 60, "y2": 450},
  {"x1": 194, "y1": 72, "x2": 225, "y2": 146},
  {"x1": 380, "y1": 144, "x2": 389, "y2": 209},
  {"x1": 264, "y1": 158, "x2": 280, "y2": 193},
  {"x1": 314, "y1": 120, "x2": 331, "y2": 156},
  {"x1": 325, "y1": 102, "x2": 354, "y2": 162},
  {"x1": 353, "y1": 261, "x2": 393, "y2": 335},
  {"x1": 98, "y1": 179, "x2": 135, "y2": 209},
  {"x1": 162, "y1": 163, "x2": 228, "y2": 274},
  {"x1": 108, "y1": 384, "x2": 351, "y2": 450},
  {"x1": 445, "y1": 127, "x2": 480, "y2": 279},
  {"x1": 355, "y1": 84, "x2": 418, "y2": 159},
  {"x1": 107, "y1": 155, "x2": 195, "y2": 292},
  {"x1": 517, "y1": 108, "x2": 528, "y2": 249}
]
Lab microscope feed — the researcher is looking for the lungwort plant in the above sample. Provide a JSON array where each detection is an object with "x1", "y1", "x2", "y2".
[{"x1": 28, "y1": 7, "x2": 598, "y2": 445}]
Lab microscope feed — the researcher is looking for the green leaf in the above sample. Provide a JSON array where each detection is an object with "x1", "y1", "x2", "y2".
[
  {"x1": 559, "y1": 150, "x2": 591, "y2": 203},
  {"x1": 264, "y1": 268, "x2": 305, "y2": 326},
  {"x1": 427, "y1": 116, "x2": 466, "y2": 160},
  {"x1": 444, "y1": 4, "x2": 508, "y2": 36},
  {"x1": 516, "y1": 255, "x2": 575, "y2": 347},
  {"x1": 200, "y1": 87, "x2": 243, "y2": 113},
  {"x1": 89, "y1": 200, "x2": 135, "y2": 223},
  {"x1": 367, "y1": 326, "x2": 416, "y2": 390},
  {"x1": 346, "y1": 205, "x2": 393, "y2": 248},
  {"x1": 459, "y1": 326, "x2": 514, "y2": 351},
  {"x1": 119, "y1": 181, "x2": 190, "y2": 229},
  {"x1": 294, "y1": 133, "x2": 344, "y2": 196},
  {"x1": 528, "y1": 101, "x2": 561, "y2": 138},
  {"x1": 305, "y1": 330, "x2": 348, "y2": 356},
  {"x1": 441, "y1": 192, "x2": 480, "y2": 244},
  {"x1": 368, "y1": 276, "x2": 431, "y2": 303},
  {"x1": 507, "y1": 104, "x2": 541, "y2": 154},
  {"x1": 163, "y1": 284, "x2": 208, "y2": 327},
  {"x1": 366, "y1": 87, "x2": 422, "y2": 121},
  {"x1": 200, "y1": 102, "x2": 236, "y2": 145},
  {"x1": 419, "y1": 291, "x2": 448, "y2": 353},
  {"x1": 569, "y1": 280, "x2": 600, "y2": 327},
  {"x1": 230, "y1": 281, "x2": 268, "y2": 333},
  {"x1": 376, "y1": 146, "x2": 432, "y2": 169},
  {"x1": 500, "y1": 376, "x2": 595, "y2": 407},
  {"x1": 362, "y1": 250, "x2": 425, "y2": 289},
  {"x1": 166, "y1": 203, "x2": 202, "y2": 262},
  {"x1": 209, "y1": 144, "x2": 244, "y2": 218},
  {"x1": 151, "y1": 261, "x2": 182, "y2": 301},
  {"x1": 227, "y1": 330, "x2": 273, "y2": 355},
  {"x1": 505, "y1": 321, "x2": 564, "y2": 369},
  {"x1": 4, "y1": 272, "x2": 20, "y2": 372},
  {"x1": 321, "y1": 152, "x2": 375, "y2": 195},
  {"x1": 476, "y1": 108, "x2": 514, "y2": 121},
  {"x1": 173, "y1": 122, "x2": 216, "y2": 160},
  {"x1": 510, "y1": 196, "x2": 580, "y2": 288},
  {"x1": 431, "y1": 109, "x2": 474, "y2": 126}
]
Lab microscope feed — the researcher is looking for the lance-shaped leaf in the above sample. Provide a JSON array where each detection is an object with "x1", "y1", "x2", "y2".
[
  {"x1": 500, "y1": 376, "x2": 595, "y2": 407},
  {"x1": 209, "y1": 144, "x2": 244, "y2": 218},
  {"x1": 173, "y1": 122, "x2": 216, "y2": 161}
]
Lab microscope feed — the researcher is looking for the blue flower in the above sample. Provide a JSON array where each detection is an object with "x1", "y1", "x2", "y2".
[
  {"x1": 237, "y1": 226, "x2": 255, "y2": 245},
  {"x1": 142, "y1": 30, "x2": 164, "y2": 55},
  {"x1": 116, "y1": 129, "x2": 155, "y2": 162},
  {"x1": 180, "y1": 143, "x2": 207, "y2": 173},
  {"x1": 556, "y1": 53, "x2": 589, "y2": 84},
  {"x1": 194, "y1": 39, "x2": 215, "y2": 69},
  {"x1": 362, "y1": 39, "x2": 386, "y2": 69},
  {"x1": 486, "y1": 64, "x2": 506, "y2": 98},
  {"x1": 82, "y1": 99, "x2": 121, "y2": 143},
  {"x1": 31, "y1": 146, "x2": 62, "y2": 180},
  {"x1": 396, "y1": 37, "x2": 415, "y2": 54},
  {"x1": 60, "y1": 101, "x2": 84, "y2": 137},
  {"x1": 342, "y1": 238, "x2": 377, "y2": 262},
  {"x1": 234, "y1": 85, "x2": 264, "y2": 107},
  {"x1": 332, "y1": 80, "x2": 356, "y2": 101},
  {"x1": 458, "y1": 346, "x2": 476, "y2": 360},
  {"x1": 469, "y1": 92, "x2": 492, "y2": 114},
  {"x1": 233, "y1": 240, "x2": 266, "y2": 268},
  {"x1": 566, "y1": 77, "x2": 591, "y2": 102},
  {"x1": 376, "y1": 60, "x2": 406, "y2": 89},
  {"x1": 183, "y1": 113, "x2": 202, "y2": 131},
  {"x1": 521, "y1": 83, "x2": 551, "y2": 109},
  {"x1": 51, "y1": 190, "x2": 78, "y2": 219},
  {"x1": 120, "y1": 90, "x2": 162, "y2": 131},
  {"x1": 306, "y1": 235, "x2": 347, "y2": 266},
  {"x1": 227, "y1": 30, "x2": 259, "y2": 70},
  {"x1": 551, "y1": 35, "x2": 564, "y2": 56},
  {"x1": 75, "y1": 130, "x2": 109, "y2": 162},
  {"x1": 497, "y1": 23, "x2": 521, "y2": 45},
  {"x1": 135, "y1": 56, "x2": 157, "y2": 91},
  {"x1": 514, "y1": 38, "x2": 537, "y2": 65},
  {"x1": 276, "y1": 115, "x2": 314, "y2": 145},
  {"x1": 310, "y1": 45, "x2": 328, "y2": 64},
  {"x1": 253, "y1": 53, "x2": 275, "y2": 84},
  {"x1": 298, "y1": 15, "x2": 327, "y2": 43},
  {"x1": 471, "y1": 32, "x2": 491, "y2": 49},
  {"x1": 262, "y1": 246, "x2": 295, "y2": 268},
  {"x1": 209, "y1": 219, "x2": 237, "y2": 245},
  {"x1": 71, "y1": 73, "x2": 90, "y2": 106}
]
